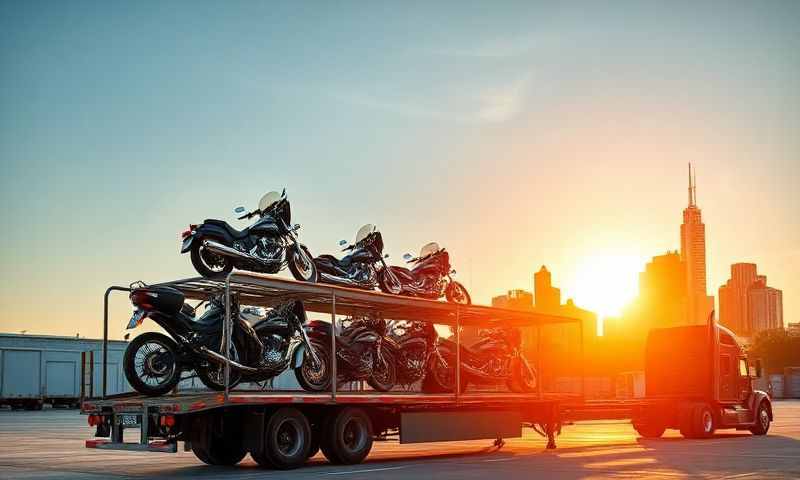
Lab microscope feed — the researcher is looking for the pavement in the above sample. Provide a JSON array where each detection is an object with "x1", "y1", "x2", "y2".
[{"x1": 0, "y1": 401, "x2": 798, "y2": 479}]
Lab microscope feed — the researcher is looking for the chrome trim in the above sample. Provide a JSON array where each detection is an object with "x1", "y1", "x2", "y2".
[
  {"x1": 203, "y1": 240, "x2": 280, "y2": 266},
  {"x1": 198, "y1": 346, "x2": 260, "y2": 374}
]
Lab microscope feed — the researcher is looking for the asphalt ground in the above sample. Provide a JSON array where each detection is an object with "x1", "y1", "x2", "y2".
[{"x1": 0, "y1": 400, "x2": 798, "y2": 479}]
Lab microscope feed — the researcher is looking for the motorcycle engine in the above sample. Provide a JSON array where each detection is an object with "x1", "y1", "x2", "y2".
[
  {"x1": 256, "y1": 237, "x2": 282, "y2": 261},
  {"x1": 260, "y1": 334, "x2": 286, "y2": 370},
  {"x1": 398, "y1": 345, "x2": 426, "y2": 383}
]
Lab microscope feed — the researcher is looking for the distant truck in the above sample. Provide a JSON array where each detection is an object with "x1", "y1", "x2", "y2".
[
  {"x1": 631, "y1": 321, "x2": 772, "y2": 438},
  {"x1": 0, "y1": 334, "x2": 129, "y2": 409}
]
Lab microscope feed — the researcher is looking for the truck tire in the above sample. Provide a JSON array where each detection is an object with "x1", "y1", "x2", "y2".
[
  {"x1": 320, "y1": 407, "x2": 374, "y2": 465},
  {"x1": 680, "y1": 402, "x2": 714, "y2": 439},
  {"x1": 253, "y1": 407, "x2": 311, "y2": 470},
  {"x1": 749, "y1": 402, "x2": 770, "y2": 435},
  {"x1": 632, "y1": 419, "x2": 666, "y2": 438},
  {"x1": 190, "y1": 413, "x2": 247, "y2": 466}
]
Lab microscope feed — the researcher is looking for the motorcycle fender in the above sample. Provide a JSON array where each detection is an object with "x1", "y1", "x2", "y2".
[
  {"x1": 194, "y1": 224, "x2": 236, "y2": 246},
  {"x1": 180, "y1": 235, "x2": 194, "y2": 254},
  {"x1": 291, "y1": 342, "x2": 308, "y2": 369}
]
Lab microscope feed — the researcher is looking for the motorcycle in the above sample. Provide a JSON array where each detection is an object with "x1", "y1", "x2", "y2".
[
  {"x1": 297, "y1": 314, "x2": 396, "y2": 392},
  {"x1": 436, "y1": 326, "x2": 537, "y2": 393},
  {"x1": 122, "y1": 283, "x2": 323, "y2": 396},
  {"x1": 312, "y1": 224, "x2": 391, "y2": 289},
  {"x1": 180, "y1": 189, "x2": 317, "y2": 282},
  {"x1": 378, "y1": 242, "x2": 471, "y2": 304},
  {"x1": 383, "y1": 320, "x2": 453, "y2": 392}
]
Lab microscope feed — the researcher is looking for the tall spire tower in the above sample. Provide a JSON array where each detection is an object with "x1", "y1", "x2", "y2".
[{"x1": 680, "y1": 163, "x2": 712, "y2": 323}]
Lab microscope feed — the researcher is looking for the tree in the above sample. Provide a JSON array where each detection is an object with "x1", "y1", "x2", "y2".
[{"x1": 748, "y1": 328, "x2": 800, "y2": 374}]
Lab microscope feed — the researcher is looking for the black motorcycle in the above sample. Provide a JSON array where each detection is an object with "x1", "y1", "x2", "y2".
[
  {"x1": 378, "y1": 242, "x2": 471, "y2": 304},
  {"x1": 180, "y1": 189, "x2": 317, "y2": 282},
  {"x1": 297, "y1": 315, "x2": 396, "y2": 392},
  {"x1": 122, "y1": 283, "x2": 323, "y2": 396},
  {"x1": 384, "y1": 320, "x2": 452, "y2": 392},
  {"x1": 312, "y1": 224, "x2": 391, "y2": 289},
  {"x1": 436, "y1": 326, "x2": 536, "y2": 393}
]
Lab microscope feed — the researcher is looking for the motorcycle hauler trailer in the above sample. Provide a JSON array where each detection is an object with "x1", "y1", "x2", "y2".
[{"x1": 83, "y1": 273, "x2": 586, "y2": 468}]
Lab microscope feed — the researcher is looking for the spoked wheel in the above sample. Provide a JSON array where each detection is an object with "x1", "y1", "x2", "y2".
[
  {"x1": 366, "y1": 349, "x2": 396, "y2": 392},
  {"x1": 123, "y1": 332, "x2": 181, "y2": 396},
  {"x1": 190, "y1": 412, "x2": 247, "y2": 466},
  {"x1": 445, "y1": 281, "x2": 471, "y2": 304},
  {"x1": 507, "y1": 358, "x2": 537, "y2": 393},
  {"x1": 288, "y1": 245, "x2": 318, "y2": 283},
  {"x1": 197, "y1": 340, "x2": 243, "y2": 391},
  {"x1": 377, "y1": 269, "x2": 402, "y2": 295},
  {"x1": 295, "y1": 341, "x2": 332, "y2": 392},
  {"x1": 252, "y1": 408, "x2": 312, "y2": 470},
  {"x1": 320, "y1": 407, "x2": 374, "y2": 465},
  {"x1": 190, "y1": 238, "x2": 233, "y2": 278},
  {"x1": 422, "y1": 345, "x2": 467, "y2": 393}
]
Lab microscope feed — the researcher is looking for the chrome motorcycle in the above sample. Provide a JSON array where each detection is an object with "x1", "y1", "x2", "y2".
[
  {"x1": 436, "y1": 326, "x2": 536, "y2": 393},
  {"x1": 122, "y1": 283, "x2": 322, "y2": 395},
  {"x1": 312, "y1": 224, "x2": 391, "y2": 289},
  {"x1": 180, "y1": 189, "x2": 317, "y2": 282},
  {"x1": 378, "y1": 242, "x2": 471, "y2": 304},
  {"x1": 384, "y1": 320, "x2": 453, "y2": 392},
  {"x1": 297, "y1": 315, "x2": 396, "y2": 392}
]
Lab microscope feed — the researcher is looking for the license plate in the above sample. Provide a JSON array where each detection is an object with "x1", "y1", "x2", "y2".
[
  {"x1": 126, "y1": 310, "x2": 147, "y2": 329},
  {"x1": 119, "y1": 414, "x2": 141, "y2": 428}
]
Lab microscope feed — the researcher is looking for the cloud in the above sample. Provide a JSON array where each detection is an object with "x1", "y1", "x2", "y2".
[{"x1": 333, "y1": 73, "x2": 532, "y2": 125}]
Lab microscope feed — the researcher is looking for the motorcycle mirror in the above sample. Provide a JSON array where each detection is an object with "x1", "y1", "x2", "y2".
[
  {"x1": 403, "y1": 253, "x2": 413, "y2": 261},
  {"x1": 384, "y1": 254, "x2": 390, "y2": 259},
  {"x1": 339, "y1": 240, "x2": 348, "y2": 246},
  {"x1": 234, "y1": 206, "x2": 246, "y2": 214},
  {"x1": 451, "y1": 269, "x2": 457, "y2": 275}
]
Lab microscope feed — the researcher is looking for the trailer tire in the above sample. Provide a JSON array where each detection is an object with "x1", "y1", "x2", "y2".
[
  {"x1": 254, "y1": 407, "x2": 311, "y2": 470},
  {"x1": 680, "y1": 402, "x2": 714, "y2": 439},
  {"x1": 749, "y1": 401, "x2": 770, "y2": 435},
  {"x1": 632, "y1": 419, "x2": 666, "y2": 438},
  {"x1": 320, "y1": 407, "x2": 373, "y2": 465},
  {"x1": 190, "y1": 413, "x2": 247, "y2": 466}
]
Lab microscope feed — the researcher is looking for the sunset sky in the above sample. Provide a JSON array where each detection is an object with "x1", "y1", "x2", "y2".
[{"x1": 1, "y1": 2, "x2": 798, "y2": 338}]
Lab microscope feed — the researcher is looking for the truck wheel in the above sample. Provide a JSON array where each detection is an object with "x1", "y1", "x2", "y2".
[
  {"x1": 320, "y1": 407, "x2": 373, "y2": 465},
  {"x1": 680, "y1": 403, "x2": 714, "y2": 439},
  {"x1": 190, "y1": 413, "x2": 247, "y2": 466},
  {"x1": 749, "y1": 402, "x2": 770, "y2": 435},
  {"x1": 632, "y1": 419, "x2": 666, "y2": 438},
  {"x1": 254, "y1": 407, "x2": 311, "y2": 470}
]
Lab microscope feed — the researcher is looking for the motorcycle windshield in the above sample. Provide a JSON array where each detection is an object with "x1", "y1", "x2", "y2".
[
  {"x1": 258, "y1": 191, "x2": 281, "y2": 212},
  {"x1": 354, "y1": 224, "x2": 378, "y2": 244},
  {"x1": 418, "y1": 242, "x2": 440, "y2": 259}
]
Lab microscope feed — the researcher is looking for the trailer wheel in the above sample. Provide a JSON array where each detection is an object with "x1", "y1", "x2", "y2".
[
  {"x1": 749, "y1": 402, "x2": 770, "y2": 435},
  {"x1": 632, "y1": 419, "x2": 666, "y2": 438},
  {"x1": 320, "y1": 407, "x2": 373, "y2": 465},
  {"x1": 253, "y1": 407, "x2": 311, "y2": 470},
  {"x1": 190, "y1": 413, "x2": 247, "y2": 466}
]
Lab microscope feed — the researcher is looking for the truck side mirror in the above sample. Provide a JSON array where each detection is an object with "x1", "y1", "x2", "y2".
[{"x1": 754, "y1": 359, "x2": 763, "y2": 378}]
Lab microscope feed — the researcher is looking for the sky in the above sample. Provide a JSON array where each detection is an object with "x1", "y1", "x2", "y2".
[{"x1": 1, "y1": 1, "x2": 798, "y2": 339}]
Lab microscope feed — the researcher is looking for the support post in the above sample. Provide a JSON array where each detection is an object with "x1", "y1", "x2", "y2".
[
  {"x1": 536, "y1": 324, "x2": 542, "y2": 401},
  {"x1": 224, "y1": 275, "x2": 232, "y2": 402},
  {"x1": 579, "y1": 319, "x2": 585, "y2": 401},
  {"x1": 455, "y1": 307, "x2": 461, "y2": 404},
  {"x1": 103, "y1": 286, "x2": 131, "y2": 399},
  {"x1": 331, "y1": 291, "x2": 337, "y2": 402}
]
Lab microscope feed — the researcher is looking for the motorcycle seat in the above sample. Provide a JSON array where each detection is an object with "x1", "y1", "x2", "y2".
[
  {"x1": 317, "y1": 253, "x2": 353, "y2": 269},
  {"x1": 203, "y1": 219, "x2": 249, "y2": 239}
]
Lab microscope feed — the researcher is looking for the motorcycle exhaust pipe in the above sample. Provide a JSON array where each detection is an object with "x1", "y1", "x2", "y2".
[
  {"x1": 202, "y1": 240, "x2": 279, "y2": 266},
  {"x1": 198, "y1": 346, "x2": 260, "y2": 374},
  {"x1": 319, "y1": 272, "x2": 373, "y2": 289}
]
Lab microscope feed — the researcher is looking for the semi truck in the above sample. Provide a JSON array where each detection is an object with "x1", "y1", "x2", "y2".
[{"x1": 81, "y1": 273, "x2": 772, "y2": 470}]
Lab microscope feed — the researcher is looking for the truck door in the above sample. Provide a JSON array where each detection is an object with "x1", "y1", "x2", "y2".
[{"x1": 718, "y1": 353, "x2": 737, "y2": 403}]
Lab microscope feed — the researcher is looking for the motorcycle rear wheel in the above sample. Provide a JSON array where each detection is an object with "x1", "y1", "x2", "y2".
[
  {"x1": 190, "y1": 238, "x2": 233, "y2": 279},
  {"x1": 123, "y1": 332, "x2": 182, "y2": 396},
  {"x1": 366, "y1": 349, "x2": 396, "y2": 392}
]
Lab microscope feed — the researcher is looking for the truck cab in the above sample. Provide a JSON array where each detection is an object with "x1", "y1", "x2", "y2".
[{"x1": 633, "y1": 321, "x2": 772, "y2": 439}]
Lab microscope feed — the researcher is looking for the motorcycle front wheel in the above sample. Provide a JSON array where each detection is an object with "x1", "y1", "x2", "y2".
[
  {"x1": 507, "y1": 358, "x2": 537, "y2": 393},
  {"x1": 445, "y1": 281, "x2": 471, "y2": 305},
  {"x1": 123, "y1": 332, "x2": 182, "y2": 396},
  {"x1": 295, "y1": 341, "x2": 331, "y2": 392},
  {"x1": 366, "y1": 349, "x2": 396, "y2": 392},
  {"x1": 288, "y1": 245, "x2": 318, "y2": 283},
  {"x1": 190, "y1": 238, "x2": 233, "y2": 279}
]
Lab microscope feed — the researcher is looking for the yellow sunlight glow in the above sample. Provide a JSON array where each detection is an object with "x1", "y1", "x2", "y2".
[{"x1": 567, "y1": 252, "x2": 642, "y2": 319}]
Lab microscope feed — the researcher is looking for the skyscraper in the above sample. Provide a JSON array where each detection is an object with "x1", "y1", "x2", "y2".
[
  {"x1": 719, "y1": 263, "x2": 784, "y2": 337},
  {"x1": 680, "y1": 164, "x2": 714, "y2": 323},
  {"x1": 534, "y1": 266, "x2": 561, "y2": 313}
]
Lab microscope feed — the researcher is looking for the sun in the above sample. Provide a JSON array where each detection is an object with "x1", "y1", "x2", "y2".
[{"x1": 565, "y1": 252, "x2": 643, "y2": 319}]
